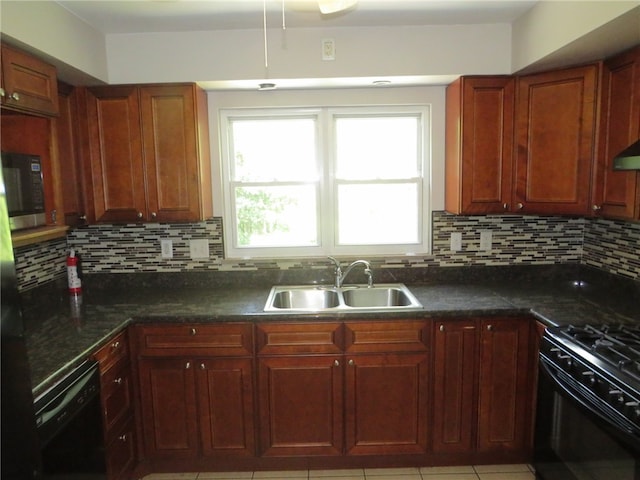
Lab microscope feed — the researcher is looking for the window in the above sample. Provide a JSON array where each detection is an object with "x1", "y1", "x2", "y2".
[{"x1": 220, "y1": 106, "x2": 430, "y2": 258}]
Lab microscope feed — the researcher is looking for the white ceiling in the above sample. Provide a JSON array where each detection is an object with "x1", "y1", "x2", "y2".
[{"x1": 55, "y1": 0, "x2": 539, "y2": 34}]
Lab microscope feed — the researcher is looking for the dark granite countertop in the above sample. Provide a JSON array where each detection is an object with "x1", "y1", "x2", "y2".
[{"x1": 21, "y1": 265, "x2": 640, "y2": 397}]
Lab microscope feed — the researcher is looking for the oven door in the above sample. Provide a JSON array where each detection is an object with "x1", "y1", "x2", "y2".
[{"x1": 534, "y1": 357, "x2": 640, "y2": 480}]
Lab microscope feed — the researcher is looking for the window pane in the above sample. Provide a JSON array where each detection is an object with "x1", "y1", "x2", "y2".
[
  {"x1": 234, "y1": 185, "x2": 318, "y2": 247},
  {"x1": 335, "y1": 116, "x2": 420, "y2": 180},
  {"x1": 337, "y1": 184, "x2": 419, "y2": 245},
  {"x1": 231, "y1": 118, "x2": 317, "y2": 182}
]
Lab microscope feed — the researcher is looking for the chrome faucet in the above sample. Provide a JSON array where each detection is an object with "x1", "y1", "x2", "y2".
[{"x1": 327, "y1": 256, "x2": 373, "y2": 288}]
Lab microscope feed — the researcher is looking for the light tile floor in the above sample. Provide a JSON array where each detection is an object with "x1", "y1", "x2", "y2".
[{"x1": 142, "y1": 464, "x2": 535, "y2": 480}]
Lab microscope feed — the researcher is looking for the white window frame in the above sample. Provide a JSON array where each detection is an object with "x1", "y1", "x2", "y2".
[{"x1": 219, "y1": 105, "x2": 431, "y2": 259}]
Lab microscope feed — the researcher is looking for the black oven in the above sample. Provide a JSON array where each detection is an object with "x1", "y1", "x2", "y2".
[
  {"x1": 34, "y1": 359, "x2": 106, "y2": 479},
  {"x1": 534, "y1": 326, "x2": 640, "y2": 480}
]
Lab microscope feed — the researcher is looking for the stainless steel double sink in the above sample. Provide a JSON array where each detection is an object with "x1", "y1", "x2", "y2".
[{"x1": 264, "y1": 283, "x2": 423, "y2": 313}]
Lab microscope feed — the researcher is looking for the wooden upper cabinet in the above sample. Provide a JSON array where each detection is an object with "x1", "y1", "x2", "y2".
[
  {"x1": 514, "y1": 64, "x2": 599, "y2": 215},
  {"x1": 140, "y1": 85, "x2": 212, "y2": 222},
  {"x1": 593, "y1": 46, "x2": 640, "y2": 220},
  {"x1": 445, "y1": 76, "x2": 515, "y2": 214},
  {"x1": 81, "y1": 83, "x2": 212, "y2": 223},
  {"x1": 56, "y1": 82, "x2": 88, "y2": 226},
  {"x1": 1, "y1": 44, "x2": 59, "y2": 117},
  {"x1": 84, "y1": 85, "x2": 146, "y2": 223}
]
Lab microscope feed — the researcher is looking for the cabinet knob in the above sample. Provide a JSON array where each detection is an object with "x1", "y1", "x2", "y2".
[
  {"x1": 348, "y1": 359, "x2": 355, "y2": 366},
  {"x1": 111, "y1": 341, "x2": 120, "y2": 350},
  {"x1": 592, "y1": 204, "x2": 602, "y2": 211},
  {"x1": 119, "y1": 434, "x2": 128, "y2": 442},
  {"x1": 151, "y1": 212, "x2": 157, "y2": 219},
  {"x1": 487, "y1": 324, "x2": 493, "y2": 331},
  {"x1": 0, "y1": 88, "x2": 5, "y2": 98},
  {"x1": 516, "y1": 203, "x2": 524, "y2": 210},
  {"x1": 200, "y1": 363, "x2": 206, "y2": 370},
  {"x1": 439, "y1": 324, "x2": 444, "y2": 332},
  {"x1": 190, "y1": 328, "x2": 197, "y2": 336},
  {"x1": 137, "y1": 212, "x2": 143, "y2": 219},
  {"x1": 113, "y1": 377, "x2": 123, "y2": 385},
  {"x1": 79, "y1": 215, "x2": 87, "y2": 222},
  {"x1": 502, "y1": 203, "x2": 508, "y2": 210},
  {"x1": 185, "y1": 362, "x2": 191, "y2": 369},
  {"x1": 333, "y1": 359, "x2": 340, "y2": 367},
  {"x1": 9, "y1": 92, "x2": 20, "y2": 101}
]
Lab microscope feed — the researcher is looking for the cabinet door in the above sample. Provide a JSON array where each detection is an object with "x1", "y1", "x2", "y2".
[
  {"x1": 139, "y1": 84, "x2": 212, "y2": 222},
  {"x1": 196, "y1": 357, "x2": 255, "y2": 457},
  {"x1": 432, "y1": 320, "x2": 477, "y2": 454},
  {"x1": 344, "y1": 353, "x2": 428, "y2": 455},
  {"x1": 84, "y1": 86, "x2": 146, "y2": 223},
  {"x1": 56, "y1": 82, "x2": 87, "y2": 226},
  {"x1": 258, "y1": 355, "x2": 343, "y2": 456},
  {"x1": 1, "y1": 44, "x2": 58, "y2": 116},
  {"x1": 138, "y1": 357, "x2": 198, "y2": 459},
  {"x1": 477, "y1": 318, "x2": 532, "y2": 455},
  {"x1": 594, "y1": 46, "x2": 640, "y2": 220},
  {"x1": 445, "y1": 76, "x2": 515, "y2": 214},
  {"x1": 515, "y1": 65, "x2": 598, "y2": 215}
]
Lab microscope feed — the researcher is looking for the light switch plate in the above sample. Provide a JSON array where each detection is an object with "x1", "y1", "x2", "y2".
[
  {"x1": 189, "y1": 239, "x2": 209, "y2": 259},
  {"x1": 479, "y1": 231, "x2": 492, "y2": 251},
  {"x1": 450, "y1": 232, "x2": 462, "y2": 252},
  {"x1": 160, "y1": 239, "x2": 173, "y2": 259}
]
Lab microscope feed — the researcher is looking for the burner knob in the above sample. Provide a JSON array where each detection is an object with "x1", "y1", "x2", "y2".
[
  {"x1": 581, "y1": 371, "x2": 597, "y2": 386},
  {"x1": 609, "y1": 390, "x2": 625, "y2": 405},
  {"x1": 557, "y1": 354, "x2": 573, "y2": 368}
]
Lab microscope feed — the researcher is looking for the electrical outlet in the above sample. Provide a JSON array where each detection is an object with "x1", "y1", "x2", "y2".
[
  {"x1": 479, "y1": 231, "x2": 492, "y2": 251},
  {"x1": 160, "y1": 239, "x2": 173, "y2": 259},
  {"x1": 322, "y1": 38, "x2": 335, "y2": 60},
  {"x1": 450, "y1": 232, "x2": 462, "y2": 252},
  {"x1": 189, "y1": 239, "x2": 209, "y2": 259}
]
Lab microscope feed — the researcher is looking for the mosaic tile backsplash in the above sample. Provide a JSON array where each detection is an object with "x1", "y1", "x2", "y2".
[{"x1": 13, "y1": 212, "x2": 640, "y2": 291}]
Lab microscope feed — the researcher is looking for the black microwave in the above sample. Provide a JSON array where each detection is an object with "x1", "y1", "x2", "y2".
[{"x1": 1, "y1": 152, "x2": 46, "y2": 231}]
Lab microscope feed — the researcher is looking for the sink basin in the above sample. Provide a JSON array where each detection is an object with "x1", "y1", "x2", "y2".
[
  {"x1": 342, "y1": 286, "x2": 415, "y2": 308},
  {"x1": 270, "y1": 288, "x2": 340, "y2": 309},
  {"x1": 264, "y1": 283, "x2": 422, "y2": 313}
]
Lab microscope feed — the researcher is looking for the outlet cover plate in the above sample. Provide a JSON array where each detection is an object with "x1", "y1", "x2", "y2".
[{"x1": 189, "y1": 239, "x2": 209, "y2": 259}]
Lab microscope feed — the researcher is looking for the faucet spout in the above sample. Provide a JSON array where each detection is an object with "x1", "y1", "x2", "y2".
[{"x1": 337, "y1": 259, "x2": 373, "y2": 288}]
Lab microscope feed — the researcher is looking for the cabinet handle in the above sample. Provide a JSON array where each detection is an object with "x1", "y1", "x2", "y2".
[
  {"x1": 190, "y1": 328, "x2": 197, "y2": 336},
  {"x1": 516, "y1": 203, "x2": 524, "y2": 210},
  {"x1": 333, "y1": 359, "x2": 340, "y2": 367},
  {"x1": 119, "y1": 434, "x2": 128, "y2": 442},
  {"x1": 137, "y1": 212, "x2": 143, "y2": 219},
  {"x1": 51, "y1": 209, "x2": 57, "y2": 224},
  {"x1": 185, "y1": 362, "x2": 191, "y2": 369},
  {"x1": 348, "y1": 359, "x2": 354, "y2": 366},
  {"x1": 113, "y1": 377, "x2": 123, "y2": 385},
  {"x1": 200, "y1": 363, "x2": 206, "y2": 370},
  {"x1": 151, "y1": 212, "x2": 157, "y2": 219}
]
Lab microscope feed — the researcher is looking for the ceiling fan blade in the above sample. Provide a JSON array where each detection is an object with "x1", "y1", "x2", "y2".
[{"x1": 317, "y1": 0, "x2": 358, "y2": 15}]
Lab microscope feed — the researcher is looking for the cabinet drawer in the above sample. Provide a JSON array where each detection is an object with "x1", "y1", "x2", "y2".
[
  {"x1": 94, "y1": 330, "x2": 129, "y2": 374},
  {"x1": 105, "y1": 416, "x2": 136, "y2": 480},
  {"x1": 136, "y1": 323, "x2": 253, "y2": 357},
  {"x1": 256, "y1": 322, "x2": 343, "y2": 355},
  {"x1": 101, "y1": 361, "x2": 133, "y2": 441},
  {"x1": 344, "y1": 320, "x2": 429, "y2": 353}
]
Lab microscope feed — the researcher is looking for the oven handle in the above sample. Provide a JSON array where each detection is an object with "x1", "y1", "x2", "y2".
[{"x1": 540, "y1": 356, "x2": 639, "y2": 438}]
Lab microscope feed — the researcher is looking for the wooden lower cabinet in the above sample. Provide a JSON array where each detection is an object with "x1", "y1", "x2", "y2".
[
  {"x1": 345, "y1": 352, "x2": 429, "y2": 455},
  {"x1": 258, "y1": 355, "x2": 344, "y2": 456},
  {"x1": 138, "y1": 356, "x2": 255, "y2": 460},
  {"x1": 432, "y1": 317, "x2": 534, "y2": 461},
  {"x1": 94, "y1": 331, "x2": 136, "y2": 480}
]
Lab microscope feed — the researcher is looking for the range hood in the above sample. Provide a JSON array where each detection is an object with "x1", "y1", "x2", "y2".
[{"x1": 613, "y1": 139, "x2": 640, "y2": 170}]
